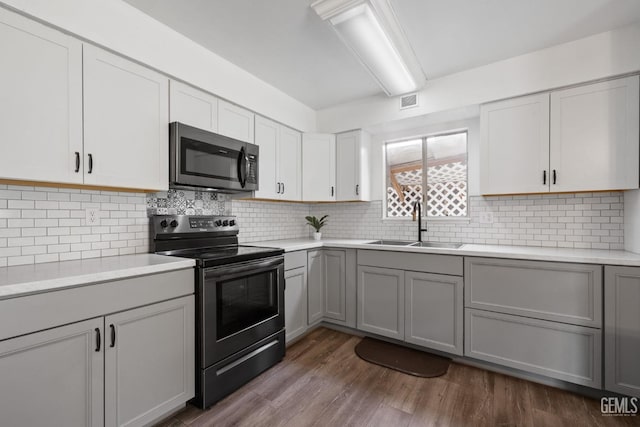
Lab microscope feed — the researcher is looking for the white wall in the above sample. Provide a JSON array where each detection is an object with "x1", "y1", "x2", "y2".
[
  {"x1": 0, "y1": 0, "x2": 316, "y2": 132},
  {"x1": 317, "y1": 22, "x2": 640, "y2": 132}
]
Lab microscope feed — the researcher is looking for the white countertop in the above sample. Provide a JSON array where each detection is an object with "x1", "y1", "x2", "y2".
[
  {"x1": 252, "y1": 238, "x2": 640, "y2": 266},
  {"x1": 0, "y1": 254, "x2": 195, "y2": 300}
]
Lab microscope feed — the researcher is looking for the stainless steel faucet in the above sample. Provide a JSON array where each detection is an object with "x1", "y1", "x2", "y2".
[{"x1": 412, "y1": 201, "x2": 428, "y2": 242}]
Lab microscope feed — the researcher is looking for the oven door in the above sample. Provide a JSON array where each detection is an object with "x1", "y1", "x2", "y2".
[
  {"x1": 171, "y1": 122, "x2": 258, "y2": 192},
  {"x1": 199, "y1": 256, "x2": 284, "y2": 367}
]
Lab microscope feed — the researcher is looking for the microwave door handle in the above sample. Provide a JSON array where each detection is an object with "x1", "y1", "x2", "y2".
[{"x1": 237, "y1": 147, "x2": 248, "y2": 188}]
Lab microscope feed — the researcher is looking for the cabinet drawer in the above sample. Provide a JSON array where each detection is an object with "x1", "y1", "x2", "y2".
[
  {"x1": 284, "y1": 251, "x2": 306, "y2": 271},
  {"x1": 465, "y1": 257, "x2": 602, "y2": 327},
  {"x1": 358, "y1": 250, "x2": 462, "y2": 276},
  {"x1": 0, "y1": 269, "x2": 194, "y2": 341},
  {"x1": 465, "y1": 309, "x2": 601, "y2": 388}
]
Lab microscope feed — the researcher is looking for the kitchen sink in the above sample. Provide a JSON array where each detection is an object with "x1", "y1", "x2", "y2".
[
  {"x1": 409, "y1": 241, "x2": 463, "y2": 249},
  {"x1": 366, "y1": 240, "x2": 415, "y2": 246},
  {"x1": 366, "y1": 240, "x2": 463, "y2": 249}
]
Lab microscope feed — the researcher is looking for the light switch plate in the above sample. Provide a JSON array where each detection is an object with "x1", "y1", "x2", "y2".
[
  {"x1": 479, "y1": 211, "x2": 494, "y2": 224},
  {"x1": 86, "y1": 208, "x2": 100, "y2": 225}
]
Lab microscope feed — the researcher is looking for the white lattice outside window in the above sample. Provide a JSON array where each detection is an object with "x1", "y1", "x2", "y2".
[{"x1": 385, "y1": 132, "x2": 467, "y2": 218}]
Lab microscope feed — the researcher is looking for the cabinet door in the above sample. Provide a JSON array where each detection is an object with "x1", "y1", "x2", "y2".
[
  {"x1": 83, "y1": 45, "x2": 169, "y2": 191},
  {"x1": 550, "y1": 76, "x2": 639, "y2": 192},
  {"x1": 466, "y1": 309, "x2": 601, "y2": 388},
  {"x1": 405, "y1": 272, "x2": 463, "y2": 355},
  {"x1": 480, "y1": 93, "x2": 550, "y2": 195},
  {"x1": 336, "y1": 131, "x2": 359, "y2": 201},
  {"x1": 279, "y1": 126, "x2": 302, "y2": 201},
  {"x1": 254, "y1": 116, "x2": 279, "y2": 199},
  {"x1": 105, "y1": 296, "x2": 195, "y2": 427},
  {"x1": 605, "y1": 266, "x2": 640, "y2": 397},
  {"x1": 357, "y1": 266, "x2": 404, "y2": 340},
  {"x1": 218, "y1": 99, "x2": 254, "y2": 143},
  {"x1": 169, "y1": 80, "x2": 218, "y2": 132},
  {"x1": 302, "y1": 133, "x2": 336, "y2": 201},
  {"x1": 0, "y1": 8, "x2": 83, "y2": 184},
  {"x1": 285, "y1": 266, "x2": 308, "y2": 343},
  {"x1": 323, "y1": 250, "x2": 346, "y2": 322},
  {"x1": 307, "y1": 250, "x2": 325, "y2": 325},
  {"x1": 0, "y1": 318, "x2": 103, "y2": 426}
]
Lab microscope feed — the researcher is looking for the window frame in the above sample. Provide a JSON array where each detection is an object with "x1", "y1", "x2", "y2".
[{"x1": 383, "y1": 129, "x2": 469, "y2": 222}]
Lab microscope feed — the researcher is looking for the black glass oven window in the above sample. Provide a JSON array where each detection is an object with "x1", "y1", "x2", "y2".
[
  {"x1": 181, "y1": 137, "x2": 239, "y2": 182},
  {"x1": 217, "y1": 269, "x2": 278, "y2": 339}
]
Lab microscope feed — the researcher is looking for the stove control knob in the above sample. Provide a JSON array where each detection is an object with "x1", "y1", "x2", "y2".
[
  {"x1": 229, "y1": 220, "x2": 236, "y2": 227},
  {"x1": 214, "y1": 220, "x2": 223, "y2": 227},
  {"x1": 222, "y1": 220, "x2": 229, "y2": 226},
  {"x1": 170, "y1": 220, "x2": 178, "y2": 228},
  {"x1": 160, "y1": 220, "x2": 168, "y2": 228}
]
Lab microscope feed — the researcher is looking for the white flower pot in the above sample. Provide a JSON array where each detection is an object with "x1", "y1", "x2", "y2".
[{"x1": 313, "y1": 232, "x2": 322, "y2": 241}]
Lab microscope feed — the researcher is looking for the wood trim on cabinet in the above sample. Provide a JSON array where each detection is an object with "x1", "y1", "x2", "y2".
[{"x1": 0, "y1": 178, "x2": 159, "y2": 193}]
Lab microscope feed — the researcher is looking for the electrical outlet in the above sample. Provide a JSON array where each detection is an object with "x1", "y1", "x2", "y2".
[
  {"x1": 479, "y1": 211, "x2": 494, "y2": 224},
  {"x1": 86, "y1": 208, "x2": 100, "y2": 225}
]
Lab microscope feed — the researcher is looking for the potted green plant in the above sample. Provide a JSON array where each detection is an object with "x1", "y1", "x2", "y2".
[{"x1": 305, "y1": 215, "x2": 328, "y2": 240}]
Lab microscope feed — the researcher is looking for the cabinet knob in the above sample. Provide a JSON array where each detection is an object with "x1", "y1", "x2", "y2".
[{"x1": 170, "y1": 220, "x2": 178, "y2": 228}]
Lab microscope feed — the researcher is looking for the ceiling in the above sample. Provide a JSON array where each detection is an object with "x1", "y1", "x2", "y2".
[{"x1": 124, "y1": 0, "x2": 640, "y2": 110}]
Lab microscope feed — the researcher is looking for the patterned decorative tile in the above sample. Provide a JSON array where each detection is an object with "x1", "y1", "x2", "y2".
[
  {"x1": 157, "y1": 198, "x2": 167, "y2": 208},
  {"x1": 186, "y1": 200, "x2": 195, "y2": 209}
]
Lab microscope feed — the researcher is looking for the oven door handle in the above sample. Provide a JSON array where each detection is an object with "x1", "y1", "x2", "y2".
[{"x1": 205, "y1": 256, "x2": 283, "y2": 279}]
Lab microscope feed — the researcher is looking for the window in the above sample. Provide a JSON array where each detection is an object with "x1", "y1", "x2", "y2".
[{"x1": 385, "y1": 131, "x2": 467, "y2": 218}]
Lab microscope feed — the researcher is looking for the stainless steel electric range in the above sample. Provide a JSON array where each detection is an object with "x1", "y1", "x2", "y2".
[{"x1": 151, "y1": 215, "x2": 285, "y2": 409}]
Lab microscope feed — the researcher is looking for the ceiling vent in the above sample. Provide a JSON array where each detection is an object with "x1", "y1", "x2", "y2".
[{"x1": 400, "y1": 93, "x2": 418, "y2": 110}]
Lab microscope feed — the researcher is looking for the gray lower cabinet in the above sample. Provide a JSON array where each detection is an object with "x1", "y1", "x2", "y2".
[
  {"x1": 465, "y1": 257, "x2": 602, "y2": 327},
  {"x1": 306, "y1": 248, "x2": 356, "y2": 328},
  {"x1": 405, "y1": 272, "x2": 464, "y2": 355},
  {"x1": 105, "y1": 295, "x2": 195, "y2": 427},
  {"x1": 0, "y1": 317, "x2": 104, "y2": 427},
  {"x1": 605, "y1": 266, "x2": 640, "y2": 397},
  {"x1": 466, "y1": 309, "x2": 602, "y2": 388},
  {"x1": 307, "y1": 250, "x2": 324, "y2": 325},
  {"x1": 285, "y1": 266, "x2": 308, "y2": 343},
  {"x1": 323, "y1": 249, "x2": 346, "y2": 322},
  {"x1": 0, "y1": 290, "x2": 194, "y2": 427},
  {"x1": 357, "y1": 266, "x2": 405, "y2": 340},
  {"x1": 464, "y1": 257, "x2": 603, "y2": 388}
]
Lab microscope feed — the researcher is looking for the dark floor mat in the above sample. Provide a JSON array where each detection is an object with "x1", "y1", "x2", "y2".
[{"x1": 354, "y1": 336, "x2": 451, "y2": 378}]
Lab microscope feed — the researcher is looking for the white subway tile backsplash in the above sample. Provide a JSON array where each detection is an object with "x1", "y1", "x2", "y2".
[
  {"x1": 0, "y1": 184, "x2": 150, "y2": 266},
  {"x1": 308, "y1": 193, "x2": 624, "y2": 250}
]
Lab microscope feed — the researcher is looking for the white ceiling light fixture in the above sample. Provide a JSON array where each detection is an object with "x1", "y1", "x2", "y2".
[{"x1": 311, "y1": 0, "x2": 425, "y2": 97}]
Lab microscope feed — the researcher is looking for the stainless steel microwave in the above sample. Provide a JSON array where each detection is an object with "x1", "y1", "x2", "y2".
[{"x1": 169, "y1": 122, "x2": 259, "y2": 193}]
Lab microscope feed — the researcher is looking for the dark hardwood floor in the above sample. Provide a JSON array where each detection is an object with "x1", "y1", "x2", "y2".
[{"x1": 157, "y1": 328, "x2": 636, "y2": 427}]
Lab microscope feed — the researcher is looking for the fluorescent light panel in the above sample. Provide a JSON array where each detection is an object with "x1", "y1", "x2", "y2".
[
  {"x1": 312, "y1": 0, "x2": 422, "y2": 96},
  {"x1": 330, "y1": 4, "x2": 416, "y2": 95}
]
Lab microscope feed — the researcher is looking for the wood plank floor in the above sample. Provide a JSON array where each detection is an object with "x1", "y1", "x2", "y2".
[{"x1": 157, "y1": 328, "x2": 636, "y2": 427}]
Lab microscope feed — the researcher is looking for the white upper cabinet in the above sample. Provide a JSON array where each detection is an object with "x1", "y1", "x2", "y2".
[
  {"x1": 0, "y1": 8, "x2": 83, "y2": 184},
  {"x1": 278, "y1": 126, "x2": 302, "y2": 201},
  {"x1": 254, "y1": 116, "x2": 280, "y2": 199},
  {"x1": 83, "y1": 45, "x2": 169, "y2": 191},
  {"x1": 336, "y1": 130, "x2": 371, "y2": 201},
  {"x1": 218, "y1": 99, "x2": 255, "y2": 143},
  {"x1": 302, "y1": 133, "x2": 336, "y2": 202},
  {"x1": 550, "y1": 76, "x2": 639, "y2": 192},
  {"x1": 169, "y1": 80, "x2": 218, "y2": 133},
  {"x1": 480, "y1": 93, "x2": 550, "y2": 195},
  {"x1": 481, "y1": 76, "x2": 640, "y2": 195},
  {"x1": 254, "y1": 116, "x2": 302, "y2": 201}
]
